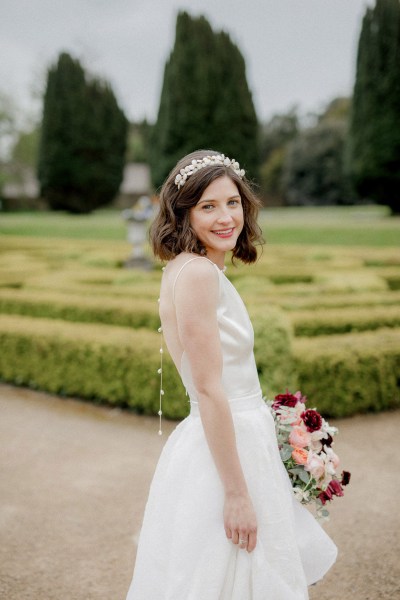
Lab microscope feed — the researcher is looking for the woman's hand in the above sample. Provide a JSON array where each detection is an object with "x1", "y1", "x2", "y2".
[{"x1": 224, "y1": 492, "x2": 258, "y2": 553}]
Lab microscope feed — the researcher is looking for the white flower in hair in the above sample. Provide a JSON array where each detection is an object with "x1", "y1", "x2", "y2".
[{"x1": 174, "y1": 154, "x2": 245, "y2": 189}]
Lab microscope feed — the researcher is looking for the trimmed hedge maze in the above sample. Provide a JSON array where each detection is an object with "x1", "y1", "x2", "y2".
[{"x1": 0, "y1": 235, "x2": 399, "y2": 418}]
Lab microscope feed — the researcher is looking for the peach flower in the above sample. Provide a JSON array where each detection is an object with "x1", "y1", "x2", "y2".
[
  {"x1": 292, "y1": 447, "x2": 309, "y2": 465},
  {"x1": 289, "y1": 426, "x2": 311, "y2": 449}
]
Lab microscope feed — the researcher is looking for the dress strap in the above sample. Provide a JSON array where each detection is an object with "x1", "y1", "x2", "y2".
[{"x1": 172, "y1": 256, "x2": 219, "y2": 304}]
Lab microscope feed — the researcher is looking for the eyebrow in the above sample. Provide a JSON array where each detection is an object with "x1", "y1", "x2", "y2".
[{"x1": 197, "y1": 195, "x2": 241, "y2": 204}]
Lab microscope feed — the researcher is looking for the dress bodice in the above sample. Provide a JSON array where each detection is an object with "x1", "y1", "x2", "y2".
[{"x1": 175, "y1": 257, "x2": 262, "y2": 405}]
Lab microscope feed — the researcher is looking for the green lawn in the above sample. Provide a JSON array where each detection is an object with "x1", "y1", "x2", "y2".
[{"x1": 0, "y1": 205, "x2": 399, "y2": 246}]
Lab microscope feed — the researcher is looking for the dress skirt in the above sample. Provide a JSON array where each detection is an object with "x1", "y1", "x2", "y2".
[{"x1": 126, "y1": 393, "x2": 337, "y2": 600}]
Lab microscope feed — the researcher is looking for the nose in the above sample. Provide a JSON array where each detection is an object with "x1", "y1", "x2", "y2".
[{"x1": 216, "y1": 207, "x2": 234, "y2": 224}]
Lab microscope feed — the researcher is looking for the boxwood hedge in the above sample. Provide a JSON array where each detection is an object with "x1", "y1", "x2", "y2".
[{"x1": 293, "y1": 328, "x2": 400, "y2": 417}]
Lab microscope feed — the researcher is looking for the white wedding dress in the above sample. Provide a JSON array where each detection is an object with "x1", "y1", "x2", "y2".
[{"x1": 126, "y1": 257, "x2": 337, "y2": 600}]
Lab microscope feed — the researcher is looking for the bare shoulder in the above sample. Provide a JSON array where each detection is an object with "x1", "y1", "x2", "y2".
[{"x1": 169, "y1": 253, "x2": 219, "y2": 303}]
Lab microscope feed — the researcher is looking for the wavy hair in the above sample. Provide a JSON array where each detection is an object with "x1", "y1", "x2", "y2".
[{"x1": 149, "y1": 149, "x2": 264, "y2": 264}]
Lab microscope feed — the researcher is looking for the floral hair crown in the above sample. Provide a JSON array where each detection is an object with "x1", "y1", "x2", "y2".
[{"x1": 174, "y1": 154, "x2": 245, "y2": 189}]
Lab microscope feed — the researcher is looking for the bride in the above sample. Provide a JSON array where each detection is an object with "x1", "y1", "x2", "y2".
[{"x1": 125, "y1": 150, "x2": 337, "y2": 599}]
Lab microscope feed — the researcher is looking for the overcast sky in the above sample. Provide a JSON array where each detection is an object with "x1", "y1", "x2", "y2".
[{"x1": 1, "y1": 0, "x2": 374, "y2": 125}]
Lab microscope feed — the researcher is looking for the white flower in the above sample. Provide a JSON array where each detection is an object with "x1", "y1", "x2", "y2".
[
  {"x1": 174, "y1": 154, "x2": 245, "y2": 189},
  {"x1": 293, "y1": 487, "x2": 310, "y2": 503}
]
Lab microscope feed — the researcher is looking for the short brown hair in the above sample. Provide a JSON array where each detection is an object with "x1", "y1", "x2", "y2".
[{"x1": 149, "y1": 149, "x2": 264, "y2": 264}]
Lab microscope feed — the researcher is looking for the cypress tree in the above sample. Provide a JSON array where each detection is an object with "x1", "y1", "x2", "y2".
[
  {"x1": 151, "y1": 12, "x2": 258, "y2": 188},
  {"x1": 347, "y1": 0, "x2": 400, "y2": 214},
  {"x1": 38, "y1": 52, "x2": 127, "y2": 213}
]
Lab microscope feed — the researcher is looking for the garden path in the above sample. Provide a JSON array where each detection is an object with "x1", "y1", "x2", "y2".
[{"x1": 0, "y1": 383, "x2": 399, "y2": 600}]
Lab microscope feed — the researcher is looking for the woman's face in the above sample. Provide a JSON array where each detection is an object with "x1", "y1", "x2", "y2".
[{"x1": 189, "y1": 175, "x2": 244, "y2": 266}]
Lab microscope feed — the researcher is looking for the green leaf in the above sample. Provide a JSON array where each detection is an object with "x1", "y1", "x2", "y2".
[{"x1": 297, "y1": 469, "x2": 311, "y2": 485}]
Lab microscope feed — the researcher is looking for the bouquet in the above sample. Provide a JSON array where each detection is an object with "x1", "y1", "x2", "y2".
[{"x1": 266, "y1": 390, "x2": 351, "y2": 520}]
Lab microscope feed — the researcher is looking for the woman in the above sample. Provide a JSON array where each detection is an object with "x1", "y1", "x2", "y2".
[{"x1": 126, "y1": 150, "x2": 337, "y2": 600}]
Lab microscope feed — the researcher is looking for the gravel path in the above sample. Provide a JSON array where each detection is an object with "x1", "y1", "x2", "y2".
[{"x1": 0, "y1": 383, "x2": 399, "y2": 600}]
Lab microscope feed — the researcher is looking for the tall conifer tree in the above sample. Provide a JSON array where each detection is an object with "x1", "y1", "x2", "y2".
[
  {"x1": 347, "y1": 0, "x2": 400, "y2": 214},
  {"x1": 38, "y1": 52, "x2": 127, "y2": 213},
  {"x1": 151, "y1": 12, "x2": 258, "y2": 187}
]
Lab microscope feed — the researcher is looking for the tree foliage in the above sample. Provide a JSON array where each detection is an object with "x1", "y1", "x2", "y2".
[
  {"x1": 347, "y1": 0, "x2": 400, "y2": 214},
  {"x1": 12, "y1": 126, "x2": 40, "y2": 169},
  {"x1": 260, "y1": 108, "x2": 299, "y2": 164},
  {"x1": 126, "y1": 120, "x2": 152, "y2": 163},
  {"x1": 150, "y1": 12, "x2": 258, "y2": 188},
  {"x1": 259, "y1": 108, "x2": 300, "y2": 203},
  {"x1": 282, "y1": 99, "x2": 353, "y2": 206},
  {"x1": 38, "y1": 52, "x2": 128, "y2": 213}
]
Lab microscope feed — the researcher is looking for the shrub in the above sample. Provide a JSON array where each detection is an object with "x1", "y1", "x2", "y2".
[
  {"x1": 0, "y1": 289, "x2": 159, "y2": 329},
  {"x1": 0, "y1": 307, "x2": 298, "y2": 418},
  {"x1": 313, "y1": 271, "x2": 387, "y2": 292},
  {"x1": 291, "y1": 305, "x2": 400, "y2": 337},
  {"x1": 276, "y1": 290, "x2": 400, "y2": 311},
  {"x1": 0, "y1": 315, "x2": 187, "y2": 419},
  {"x1": 293, "y1": 328, "x2": 400, "y2": 417},
  {"x1": 250, "y1": 306, "x2": 296, "y2": 397}
]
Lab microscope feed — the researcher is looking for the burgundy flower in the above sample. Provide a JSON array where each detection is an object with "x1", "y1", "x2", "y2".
[
  {"x1": 272, "y1": 391, "x2": 300, "y2": 411},
  {"x1": 317, "y1": 489, "x2": 332, "y2": 505},
  {"x1": 328, "y1": 479, "x2": 344, "y2": 497},
  {"x1": 321, "y1": 433, "x2": 333, "y2": 447},
  {"x1": 340, "y1": 471, "x2": 351, "y2": 486},
  {"x1": 318, "y1": 476, "x2": 347, "y2": 507},
  {"x1": 301, "y1": 409, "x2": 322, "y2": 432}
]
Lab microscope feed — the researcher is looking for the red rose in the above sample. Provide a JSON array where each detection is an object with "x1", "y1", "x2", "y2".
[
  {"x1": 272, "y1": 391, "x2": 299, "y2": 411},
  {"x1": 301, "y1": 409, "x2": 322, "y2": 432},
  {"x1": 341, "y1": 471, "x2": 351, "y2": 486}
]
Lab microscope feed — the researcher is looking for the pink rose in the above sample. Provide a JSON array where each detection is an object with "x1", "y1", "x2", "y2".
[
  {"x1": 294, "y1": 391, "x2": 307, "y2": 404},
  {"x1": 306, "y1": 454, "x2": 325, "y2": 480},
  {"x1": 311, "y1": 439, "x2": 323, "y2": 453},
  {"x1": 292, "y1": 447, "x2": 309, "y2": 465},
  {"x1": 289, "y1": 426, "x2": 311, "y2": 449},
  {"x1": 328, "y1": 449, "x2": 340, "y2": 470}
]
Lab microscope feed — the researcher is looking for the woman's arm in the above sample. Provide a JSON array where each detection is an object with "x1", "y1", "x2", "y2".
[{"x1": 174, "y1": 260, "x2": 257, "y2": 552}]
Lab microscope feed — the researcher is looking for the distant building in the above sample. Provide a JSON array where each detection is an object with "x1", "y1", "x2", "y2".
[
  {"x1": 1, "y1": 162, "x2": 152, "y2": 210},
  {"x1": 1, "y1": 165, "x2": 43, "y2": 210}
]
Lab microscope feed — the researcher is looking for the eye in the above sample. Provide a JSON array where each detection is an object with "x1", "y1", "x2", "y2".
[
  {"x1": 228, "y1": 199, "x2": 240, "y2": 206},
  {"x1": 201, "y1": 204, "x2": 214, "y2": 210}
]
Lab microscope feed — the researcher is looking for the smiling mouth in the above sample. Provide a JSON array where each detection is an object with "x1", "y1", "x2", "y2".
[{"x1": 212, "y1": 228, "x2": 234, "y2": 237}]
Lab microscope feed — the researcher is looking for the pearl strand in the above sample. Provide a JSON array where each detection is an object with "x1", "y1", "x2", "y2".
[{"x1": 157, "y1": 298, "x2": 164, "y2": 436}]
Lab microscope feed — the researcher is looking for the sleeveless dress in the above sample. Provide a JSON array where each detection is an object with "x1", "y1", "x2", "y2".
[{"x1": 126, "y1": 257, "x2": 337, "y2": 600}]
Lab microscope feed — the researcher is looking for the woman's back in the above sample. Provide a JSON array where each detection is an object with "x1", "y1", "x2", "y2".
[{"x1": 159, "y1": 253, "x2": 261, "y2": 403}]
